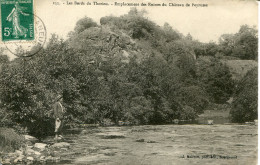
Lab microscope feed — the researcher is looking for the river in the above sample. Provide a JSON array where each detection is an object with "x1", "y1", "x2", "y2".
[{"x1": 42, "y1": 124, "x2": 257, "y2": 165}]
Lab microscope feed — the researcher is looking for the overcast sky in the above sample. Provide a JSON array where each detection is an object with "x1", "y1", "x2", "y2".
[{"x1": 3, "y1": 0, "x2": 259, "y2": 59}]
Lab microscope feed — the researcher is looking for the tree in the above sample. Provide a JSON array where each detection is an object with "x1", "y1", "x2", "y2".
[
  {"x1": 230, "y1": 67, "x2": 257, "y2": 123},
  {"x1": 232, "y1": 25, "x2": 258, "y2": 60},
  {"x1": 174, "y1": 86, "x2": 209, "y2": 114},
  {"x1": 74, "y1": 17, "x2": 98, "y2": 34},
  {"x1": 219, "y1": 25, "x2": 257, "y2": 60},
  {"x1": 196, "y1": 56, "x2": 234, "y2": 103}
]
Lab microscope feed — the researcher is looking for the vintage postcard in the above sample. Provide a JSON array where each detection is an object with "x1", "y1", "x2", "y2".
[{"x1": 0, "y1": 0, "x2": 258, "y2": 164}]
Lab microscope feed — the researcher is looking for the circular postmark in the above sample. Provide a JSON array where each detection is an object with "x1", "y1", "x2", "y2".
[{"x1": 3, "y1": 12, "x2": 47, "y2": 58}]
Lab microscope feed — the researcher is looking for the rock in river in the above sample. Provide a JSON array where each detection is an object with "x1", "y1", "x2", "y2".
[
  {"x1": 135, "y1": 139, "x2": 145, "y2": 142},
  {"x1": 52, "y1": 142, "x2": 70, "y2": 148},
  {"x1": 97, "y1": 132, "x2": 125, "y2": 139}
]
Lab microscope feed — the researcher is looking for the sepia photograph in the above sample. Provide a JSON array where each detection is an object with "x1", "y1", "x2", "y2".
[{"x1": 0, "y1": 0, "x2": 258, "y2": 164}]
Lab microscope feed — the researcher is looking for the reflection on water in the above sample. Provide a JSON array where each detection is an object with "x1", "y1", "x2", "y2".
[{"x1": 42, "y1": 124, "x2": 257, "y2": 165}]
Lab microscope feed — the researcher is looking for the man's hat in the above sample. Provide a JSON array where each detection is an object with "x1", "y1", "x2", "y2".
[{"x1": 57, "y1": 94, "x2": 62, "y2": 101}]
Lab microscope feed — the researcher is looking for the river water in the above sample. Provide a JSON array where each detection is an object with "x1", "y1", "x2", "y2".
[{"x1": 43, "y1": 124, "x2": 257, "y2": 165}]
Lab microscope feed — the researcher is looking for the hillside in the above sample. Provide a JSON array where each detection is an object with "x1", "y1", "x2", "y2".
[{"x1": 0, "y1": 8, "x2": 258, "y2": 138}]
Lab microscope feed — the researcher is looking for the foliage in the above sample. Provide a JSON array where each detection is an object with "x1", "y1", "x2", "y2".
[{"x1": 230, "y1": 67, "x2": 257, "y2": 123}]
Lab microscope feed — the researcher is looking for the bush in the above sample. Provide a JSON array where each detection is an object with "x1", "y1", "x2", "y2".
[{"x1": 0, "y1": 128, "x2": 24, "y2": 152}]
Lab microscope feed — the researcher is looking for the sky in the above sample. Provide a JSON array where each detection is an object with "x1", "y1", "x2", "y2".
[
  {"x1": 35, "y1": 0, "x2": 257, "y2": 41},
  {"x1": 2, "y1": 0, "x2": 259, "y2": 59}
]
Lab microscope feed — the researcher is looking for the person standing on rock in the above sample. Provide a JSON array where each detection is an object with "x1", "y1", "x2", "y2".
[{"x1": 53, "y1": 95, "x2": 64, "y2": 140}]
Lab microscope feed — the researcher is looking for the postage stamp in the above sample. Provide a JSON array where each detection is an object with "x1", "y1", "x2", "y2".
[
  {"x1": 0, "y1": 0, "x2": 47, "y2": 57},
  {"x1": 1, "y1": 0, "x2": 34, "y2": 41}
]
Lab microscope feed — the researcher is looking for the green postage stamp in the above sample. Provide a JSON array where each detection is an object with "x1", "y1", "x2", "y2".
[{"x1": 1, "y1": 0, "x2": 34, "y2": 41}]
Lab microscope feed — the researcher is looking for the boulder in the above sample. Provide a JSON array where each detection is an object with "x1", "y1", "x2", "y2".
[
  {"x1": 52, "y1": 142, "x2": 70, "y2": 148},
  {"x1": 24, "y1": 135, "x2": 37, "y2": 141},
  {"x1": 34, "y1": 143, "x2": 47, "y2": 150}
]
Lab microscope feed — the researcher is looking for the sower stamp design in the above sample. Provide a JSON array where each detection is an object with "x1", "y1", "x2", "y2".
[
  {"x1": 1, "y1": 0, "x2": 46, "y2": 57},
  {"x1": 1, "y1": 0, "x2": 34, "y2": 41}
]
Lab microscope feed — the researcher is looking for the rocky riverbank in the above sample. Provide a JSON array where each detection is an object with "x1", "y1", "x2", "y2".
[{"x1": 0, "y1": 135, "x2": 70, "y2": 164}]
